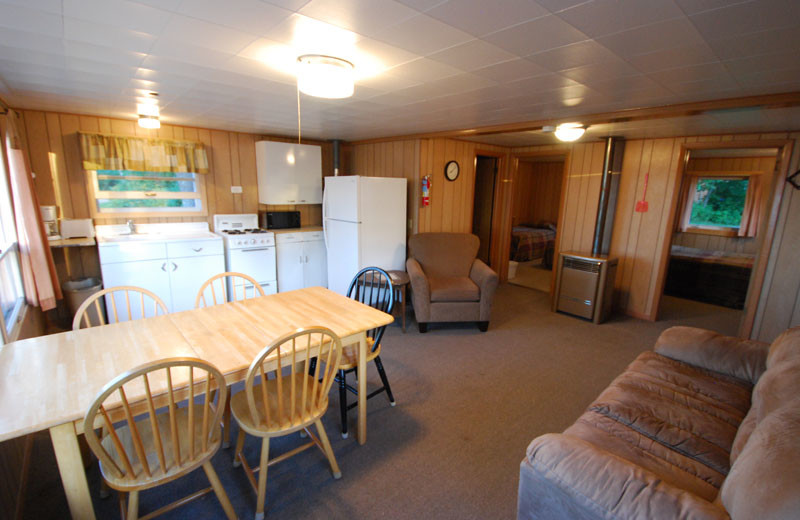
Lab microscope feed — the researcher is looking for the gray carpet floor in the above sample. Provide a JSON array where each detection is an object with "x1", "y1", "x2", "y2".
[{"x1": 22, "y1": 284, "x2": 741, "y2": 519}]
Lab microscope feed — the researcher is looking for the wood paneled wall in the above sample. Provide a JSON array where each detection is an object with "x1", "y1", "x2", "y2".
[
  {"x1": 512, "y1": 132, "x2": 794, "y2": 322},
  {"x1": 16, "y1": 109, "x2": 331, "y2": 284},
  {"x1": 752, "y1": 131, "x2": 800, "y2": 341},
  {"x1": 512, "y1": 160, "x2": 564, "y2": 227}
]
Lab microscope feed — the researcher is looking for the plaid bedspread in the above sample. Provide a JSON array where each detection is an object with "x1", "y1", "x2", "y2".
[{"x1": 510, "y1": 226, "x2": 556, "y2": 262}]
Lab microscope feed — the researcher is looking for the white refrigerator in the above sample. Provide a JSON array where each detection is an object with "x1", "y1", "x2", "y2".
[{"x1": 323, "y1": 176, "x2": 407, "y2": 295}]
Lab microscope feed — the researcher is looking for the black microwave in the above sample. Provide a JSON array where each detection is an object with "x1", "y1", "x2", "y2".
[{"x1": 262, "y1": 211, "x2": 301, "y2": 229}]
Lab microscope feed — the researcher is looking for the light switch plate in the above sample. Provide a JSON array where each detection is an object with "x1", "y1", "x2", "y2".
[{"x1": 230, "y1": 185, "x2": 243, "y2": 193}]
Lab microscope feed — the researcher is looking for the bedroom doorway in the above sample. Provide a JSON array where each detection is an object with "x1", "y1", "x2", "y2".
[
  {"x1": 507, "y1": 155, "x2": 566, "y2": 294},
  {"x1": 657, "y1": 143, "x2": 787, "y2": 336},
  {"x1": 472, "y1": 155, "x2": 498, "y2": 265}
]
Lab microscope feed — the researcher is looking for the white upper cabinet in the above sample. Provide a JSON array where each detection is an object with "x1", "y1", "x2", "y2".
[{"x1": 256, "y1": 141, "x2": 322, "y2": 205}]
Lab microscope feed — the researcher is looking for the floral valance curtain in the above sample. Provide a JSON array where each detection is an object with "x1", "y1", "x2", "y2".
[{"x1": 78, "y1": 132, "x2": 209, "y2": 173}]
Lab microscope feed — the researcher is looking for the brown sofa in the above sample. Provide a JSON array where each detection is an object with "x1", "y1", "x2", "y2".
[
  {"x1": 518, "y1": 325, "x2": 800, "y2": 520},
  {"x1": 406, "y1": 232, "x2": 498, "y2": 333}
]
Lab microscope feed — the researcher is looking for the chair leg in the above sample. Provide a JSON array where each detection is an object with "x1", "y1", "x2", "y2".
[
  {"x1": 373, "y1": 356, "x2": 395, "y2": 406},
  {"x1": 222, "y1": 391, "x2": 232, "y2": 448},
  {"x1": 203, "y1": 461, "x2": 237, "y2": 520},
  {"x1": 255, "y1": 437, "x2": 270, "y2": 520},
  {"x1": 127, "y1": 490, "x2": 139, "y2": 520},
  {"x1": 233, "y1": 428, "x2": 246, "y2": 467},
  {"x1": 314, "y1": 419, "x2": 342, "y2": 479},
  {"x1": 338, "y1": 370, "x2": 349, "y2": 438}
]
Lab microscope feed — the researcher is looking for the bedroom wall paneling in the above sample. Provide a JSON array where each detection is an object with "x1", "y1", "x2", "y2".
[
  {"x1": 512, "y1": 159, "x2": 564, "y2": 227},
  {"x1": 16, "y1": 109, "x2": 330, "y2": 296},
  {"x1": 752, "y1": 132, "x2": 800, "y2": 341}
]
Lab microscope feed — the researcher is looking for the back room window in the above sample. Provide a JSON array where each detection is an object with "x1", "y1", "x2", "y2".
[{"x1": 688, "y1": 177, "x2": 749, "y2": 229}]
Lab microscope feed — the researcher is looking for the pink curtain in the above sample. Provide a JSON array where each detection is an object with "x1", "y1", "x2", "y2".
[
  {"x1": 738, "y1": 175, "x2": 762, "y2": 238},
  {"x1": 1, "y1": 111, "x2": 61, "y2": 310}
]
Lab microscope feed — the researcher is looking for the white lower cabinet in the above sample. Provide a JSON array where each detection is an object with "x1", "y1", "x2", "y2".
[
  {"x1": 99, "y1": 237, "x2": 225, "y2": 320},
  {"x1": 275, "y1": 231, "x2": 327, "y2": 292}
]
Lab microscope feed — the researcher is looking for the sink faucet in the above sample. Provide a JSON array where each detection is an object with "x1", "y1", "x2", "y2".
[{"x1": 126, "y1": 219, "x2": 136, "y2": 234}]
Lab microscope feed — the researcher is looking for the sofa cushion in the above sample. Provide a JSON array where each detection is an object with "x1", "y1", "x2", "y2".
[
  {"x1": 564, "y1": 351, "x2": 752, "y2": 502},
  {"x1": 429, "y1": 276, "x2": 479, "y2": 302}
]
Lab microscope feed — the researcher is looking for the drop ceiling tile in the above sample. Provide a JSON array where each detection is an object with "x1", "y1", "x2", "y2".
[
  {"x1": 673, "y1": 0, "x2": 754, "y2": 15},
  {"x1": 705, "y1": 24, "x2": 800, "y2": 60},
  {"x1": 425, "y1": 0, "x2": 548, "y2": 37},
  {"x1": 724, "y1": 51, "x2": 800, "y2": 78},
  {"x1": 261, "y1": 0, "x2": 313, "y2": 11},
  {"x1": 0, "y1": 29, "x2": 64, "y2": 55},
  {"x1": 596, "y1": 17, "x2": 705, "y2": 58},
  {"x1": 689, "y1": 0, "x2": 800, "y2": 40},
  {"x1": 483, "y1": 15, "x2": 589, "y2": 56},
  {"x1": 0, "y1": 47, "x2": 64, "y2": 70},
  {"x1": 735, "y1": 67, "x2": 800, "y2": 87},
  {"x1": 127, "y1": 0, "x2": 182, "y2": 10},
  {"x1": 220, "y1": 54, "x2": 296, "y2": 84},
  {"x1": 627, "y1": 43, "x2": 718, "y2": 73},
  {"x1": 298, "y1": 0, "x2": 418, "y2": 39},
  {"x1": 0, "y1": 0, "x2": 63, "y2": 14},
  {"x1": 174, "y1": 0, "x2": 292, "y2": 36},
  {"x1": 560, "y1": 59, "x2": 639, "y2": 84},
  {"x1": 376, "y1": 13, "x2": 473, "y2": 55},
  {"x1": 427, "y1": 39, "x2": 516, "y2": 71},
  {"x1": 471, "y1": 59, "x2": 550, "y2": 82},
  {"x1": 648, "y1": 62, "x2": 733, "y2": 86},
  {"x1": 525, "y1": 40, "x2": 620, "y2": 72},
  {"x1": 357, "y1": 71, "x2": 421, "y2": 91},
  {"x1": 63, "y1": 41, "x2": 148, "y2": 68},
  {"x1": 585, "y1": 74, "x2": 666, "y2": 95},
  {"x1": 353, "y1": 38, "x2": 418, "y2": 69},
  {"x1": 499, "y1": 73, "x2": 580, "y2": 96},
  {"x1": 63, "y1": 17, "x2": 157, "y2": 55},
  {"x1": 0, "y1": 3, "x2": 63, "y2": 36},
  {"x1": 160, "y1": 15, "x2": 259, "y2": 54},
  {"x1": 387, "y1": 57, "x2": 463, "y2": 83},
  {"x1": 555, "y1": 0, "x2": 684, "y2": 38},
  {"x1": 62, "y1": 0, "x2": 172, "y2": 35}
]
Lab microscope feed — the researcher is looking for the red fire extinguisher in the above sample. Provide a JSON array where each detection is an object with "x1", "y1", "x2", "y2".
[{"x1": 422, "y1": 175, "x2": 430, "y2": 207}]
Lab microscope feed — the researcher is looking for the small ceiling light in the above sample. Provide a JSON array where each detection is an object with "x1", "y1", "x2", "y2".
[
  {"x1": 296, "y1": 54, "x2": 354, "y2": 99},
  {"x1": 137, "y1": 103, "x2": 161, "y2": 129},
  {"x1": 554, "y1": 123, "x2": 585, "y2": 142}
]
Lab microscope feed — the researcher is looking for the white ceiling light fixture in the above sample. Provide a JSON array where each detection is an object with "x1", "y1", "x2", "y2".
[
  {"x1": 296, "y1": 54, "x2": 354, "y2": 99},
  {"x1": 554, "y1": 123, "x2": 586, "y2": 142},
  {"x1": 137, "y1": 103, "x2": 160, "y2": 129}
]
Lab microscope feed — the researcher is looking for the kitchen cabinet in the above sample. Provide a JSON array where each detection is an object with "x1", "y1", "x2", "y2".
[
  {"x1": 275, "y1": 231, "x2": 327, "y2": 292},
  {"x1": 98, "y1": 236, "x2": 225, "y2": 317},
  {"x1": 256, "y1": 141, "x2": 322, "y2": 204}
]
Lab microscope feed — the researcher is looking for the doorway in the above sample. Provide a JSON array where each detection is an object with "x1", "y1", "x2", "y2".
[
  {"x1": 659, "y1": 145, "x2": 782, "y2": 334},
  {"x1": 472, "y1": 155, "x2": 498, "y2": 265},
  {"x1": 507, "y1": 155, "x2": 566, "y2": 294}
]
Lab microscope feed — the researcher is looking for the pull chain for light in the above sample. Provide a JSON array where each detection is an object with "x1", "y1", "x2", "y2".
[{"x1": 296, "y1": 82, "x2": 301, "y2": 144}]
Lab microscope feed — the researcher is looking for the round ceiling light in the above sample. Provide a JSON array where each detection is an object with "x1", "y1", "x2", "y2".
[
  {"x1": 296, "y1": 54, "x2": 354, "y2": 99},
  {"x1": 554, "y1": 123, "x2": 586, "y2": 142}
]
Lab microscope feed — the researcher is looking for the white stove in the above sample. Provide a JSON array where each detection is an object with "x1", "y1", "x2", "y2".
[{"x1": 213, "y1": 214, "x2": 277, "y2": 295}]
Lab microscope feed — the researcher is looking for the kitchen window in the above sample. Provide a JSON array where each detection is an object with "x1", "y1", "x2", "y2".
[
  {"x1": 88, "y1": 169, "x2": 208, "y2": 216},
  {"x1": 0, "y1": 146, "x2": 24, "y2": 344}
]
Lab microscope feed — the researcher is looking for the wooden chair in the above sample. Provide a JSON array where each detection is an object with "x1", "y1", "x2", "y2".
[
  {"x1": 72, "y1": 286, "x2": 168, "y2": 330},
  {"x1": 83, "y1": 357, "x2": 236, "y2": 520},
  {"x1": 336, "y1": 267, "x2": 395, "y2": 438},
  {"x1": 195, "y1": 272, "x2": 265, "y2": 308},
  {"x1": 231, "y1": 327, "x2": 343, "y2": 520}
]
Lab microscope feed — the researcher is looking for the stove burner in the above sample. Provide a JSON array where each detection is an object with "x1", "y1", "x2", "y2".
[
  {"x1": 245, "y1": 228, "x2": 269, "y2": 234},
  {"x1": 221, "y1": 228, "x2": 270, "y2": 235},
  {"x1": 223, "y1": 230, "x2": 244, "y2": 235}
]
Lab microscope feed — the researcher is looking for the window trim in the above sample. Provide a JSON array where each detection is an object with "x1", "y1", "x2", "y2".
[
  {"x1": 681, "y1": 174, "x2": 751, "y2": 237},
  {"x1": 86, "y1": 169, "x2": 209, "y2": 218},
  {"x1": 0, "y1": 243, "x2": 25, "y2": 345}
]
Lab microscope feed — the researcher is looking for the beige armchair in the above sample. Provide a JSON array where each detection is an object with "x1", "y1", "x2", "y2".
[{"x1": 406, "y1": 232, "x2": 499, "y2": 333}]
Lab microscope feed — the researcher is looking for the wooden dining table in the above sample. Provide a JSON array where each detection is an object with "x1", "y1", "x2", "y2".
[{"x1": 0, "y1": 286, "x2": 393, "y2": 520}]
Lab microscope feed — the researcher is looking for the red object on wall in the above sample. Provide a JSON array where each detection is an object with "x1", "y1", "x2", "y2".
[
  {"x1": 635, "y1": 173, "x2": 649, "y2": 213},
  {"x1": 422, "y1": 175, "x2": 430, "y2": 207}
]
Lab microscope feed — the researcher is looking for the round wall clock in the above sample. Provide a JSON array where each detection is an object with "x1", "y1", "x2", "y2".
[{"x1": 445, "y1": 160, "x2": 460, "y2": 181}]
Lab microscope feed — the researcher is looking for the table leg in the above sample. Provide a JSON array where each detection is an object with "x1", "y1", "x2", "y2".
[
  {"x1": 401, "y1": 285, "x2": 406, "y2": 333},
  {"x1": 357, "y1": 331, "x2": 367, "y2": 445},
  {"x1": 50, "y1": 422, "x2": 96, "y2": 520}
]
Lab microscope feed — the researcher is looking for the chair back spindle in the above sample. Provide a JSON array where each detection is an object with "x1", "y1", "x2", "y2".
[
  {"x1": 347, "y1": 267, "x2": 394, "y2": 351},
  {"x1": 195, "y1": 272, "x2": 266, "y2": 308},
  {"x1": 72, "y1": 286, "x2": 168, "y2": 330}
]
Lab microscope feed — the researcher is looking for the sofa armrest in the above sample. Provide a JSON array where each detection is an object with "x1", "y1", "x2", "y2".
[
  {"x1": 406, "y1": 258, "x2": 430, "y2": 323},
  {"x1": 469, "y1": 259, "x2": 499, "y2": 321},
  {"x1": 518, "y1": 433, "x2": 729, "y2": 520},
  {"x1": 654, "y1": 326, "x2": 769, "y2": 384}
]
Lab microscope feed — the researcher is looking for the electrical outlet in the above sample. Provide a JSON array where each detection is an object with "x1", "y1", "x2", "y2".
[{"x1": 230, "y1": 185, "x2": 242, "y2": 194}]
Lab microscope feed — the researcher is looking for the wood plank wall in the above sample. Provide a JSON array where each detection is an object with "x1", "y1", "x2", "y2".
[
  {"x1": 752, "y1": 131, "x2": 800, "y2": 341},
  {"x1": 512, "y1": 160, "x2": 564, "y2": 227},
  {"x1": 16, "y1": 109, "x2": 331, "y2": 284},
  {"x1": 672, "y1": 155, "x2": 776, "y2": 255},
  {"x1": 512, "y1": 132, "x2": 796, "y2": 321},
  {"x1": 351, "y1": 137, "x2": 511, "y2": 271}
]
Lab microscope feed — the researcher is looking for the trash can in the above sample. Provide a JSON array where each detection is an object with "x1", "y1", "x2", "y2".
[{"x1": 62, "y1": 277, "x2": 104, "y2": 327}]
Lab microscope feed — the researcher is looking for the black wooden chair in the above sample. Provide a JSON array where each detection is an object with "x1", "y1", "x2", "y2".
[{"x1": 337, "y1": 267, "x2": 395, "y2": 438}]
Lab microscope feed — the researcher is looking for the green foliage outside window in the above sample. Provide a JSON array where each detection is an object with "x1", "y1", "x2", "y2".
[{"x1": 689, "y1": 178, "x2": 748, "y2": 228}]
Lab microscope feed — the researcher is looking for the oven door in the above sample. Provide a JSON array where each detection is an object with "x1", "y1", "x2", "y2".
[{"x1": 228, "y1": 245, "x2": 277, "y2": 286}]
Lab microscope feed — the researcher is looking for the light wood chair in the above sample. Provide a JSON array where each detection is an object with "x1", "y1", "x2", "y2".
[
  {"x1": 72, "y1": 286, "x2": 168, "y2": 330},
  {"x1": 337, "y1": 267, "x2": 395, "y2": 438},
  {"x1": 195, "y1": 272, "x2": 266, "y2": 308},
  {"x1": 231, "y1": 327, "x2": 343, "y2": 520},
  {"x1": 83, "y1": 357, "x2": 237, "y2": 520}
]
